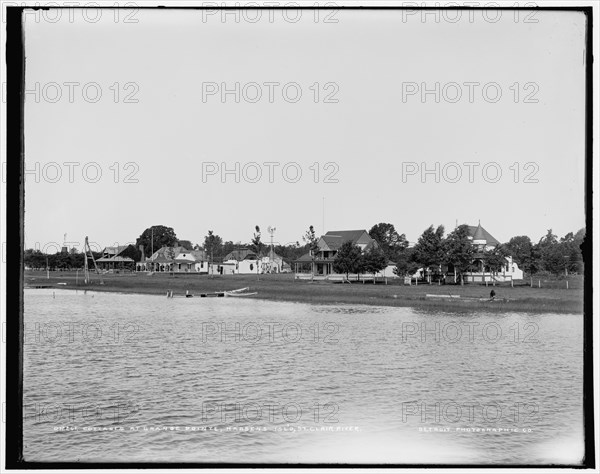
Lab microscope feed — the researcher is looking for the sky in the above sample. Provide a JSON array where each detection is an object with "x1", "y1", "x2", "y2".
[{"x1": 21, "y1": 7, "x2": 588, "y2": 253}]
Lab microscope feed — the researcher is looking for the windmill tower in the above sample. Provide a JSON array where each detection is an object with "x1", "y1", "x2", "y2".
[{"x1": 83, "y1": 236, "x2": 101, "y2": 284}]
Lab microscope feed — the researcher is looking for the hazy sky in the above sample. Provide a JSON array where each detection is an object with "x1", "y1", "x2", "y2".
[{"x1": 22, "y1": 8, "x2": 587, "y2": 252}]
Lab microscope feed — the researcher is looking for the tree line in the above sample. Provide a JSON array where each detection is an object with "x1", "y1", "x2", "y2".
[
  {"x1": 364, "y1": 223, "x2": 585, "y2": 280},
  {"x1": 24, "y1": 223, "x2": 585, "y2": 278}
]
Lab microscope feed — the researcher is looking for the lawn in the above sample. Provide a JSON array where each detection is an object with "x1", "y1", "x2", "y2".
[{"x1": 24, "y1": 271, "x2": 585, "y2": 314}]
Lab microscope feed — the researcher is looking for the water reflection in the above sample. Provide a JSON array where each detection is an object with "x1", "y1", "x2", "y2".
[{"x1": 23, "y1": 289, "x2": 584, "y2": 464}]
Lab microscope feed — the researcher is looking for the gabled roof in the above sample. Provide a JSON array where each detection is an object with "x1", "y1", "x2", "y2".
[
  {"x1": 148, "y1": 246, "x2": 185, "y2": 262},
  {"x1": 324, "y1": 230, "x2": 369, "y2": 242},
  {"x1": 175, "y1": 249, "x2": 207, "y2": 262},
  {"x1": 466, "y1": 224, "x2": 500, "y2": 246},
  {"x1": 295, "y1": 252, "x2": 314, "y2": 263},
  {"x1": 262, "y1": 249, "x2": 284, "y2": 261},
  {"x1": 224, "y1": 249, "x2": 258, "y2": 261},
  {"x1": 102, "y1": 245, "x2": 132, "y2": 256},
  {"x1": 318, "y1": 230, "x2": 373, "y2": 251},
  {"x1": 97, "y1": 255, "x2": 134, "y2": 263}
]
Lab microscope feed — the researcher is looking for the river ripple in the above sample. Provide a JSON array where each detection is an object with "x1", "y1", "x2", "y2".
[{"x1": 23, "y1": 289, "x2": 584, "y2": 464}]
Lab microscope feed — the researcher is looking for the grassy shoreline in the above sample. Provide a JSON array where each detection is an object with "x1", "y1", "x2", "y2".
[{"x1": 24, "y1": 271, "x2": 584, "y2": 314}]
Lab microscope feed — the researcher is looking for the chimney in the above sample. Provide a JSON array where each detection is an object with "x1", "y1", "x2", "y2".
[{"x1": 139, "y1": 245, "x2": 146, "y2": 262}]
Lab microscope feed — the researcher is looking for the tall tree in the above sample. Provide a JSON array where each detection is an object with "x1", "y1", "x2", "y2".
[
  {"x1": 394, "y1": 247, "x2": 420, "y2": 277},
  {"x1": 204, "y1": 230, "x2": 223, "y2": 275},
  {"x1": 361, "y1": 246, "x2": 388, "y2": 281},
  {"x1": 443, "y1": 224, "x2": 474, "y2": 285},
  {"x1": 251, "y1": 226, "x2": 264, "y2": 277},
  {"x1": 537, "y1": 229, "x2": 563, "y2": 274},
  {"x1": 136, "y1": 225, "x2": 178, "y2": 259},
  {"x1": 368, "y1": 223, "x2": 408, "y2": 260},
  {"x1": 333, "y1": 241, "x2": 362, "y2": 279},
  {"x1": 483, "y1": 244, "x2": 509, "y2": 275},
  {"x1": 221, "y1": 241, "x2": 236, "y2": 258},
  {"x1": 303, "y1": 225, "x2": 320, "y2": 277},
  {"x1": 413, "y1": 225, "x2": 445, "y2": 282},
  {"x1": 505, "y1": 236, "x2": 532, "y2": 268},
  {"x1": 177, "y1": 240, "x2": 194, "y2": 251},
  {"x1": 203, "y1": 231, "x2": 223, "y2": 258}
]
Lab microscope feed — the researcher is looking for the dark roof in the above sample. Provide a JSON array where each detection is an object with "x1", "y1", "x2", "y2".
[
  {"x1": 97, "y1": 256, "x2": 134, "y2": 263},
  {"x1": 466, "y1": 225, "x2": 500, "y2": 246},
  {"x1": 176, "y1": 249, "x2": 207, "y2": 261},
  {"x1": 295, "y1": 252, "x2": 314, "y2": 263},
  {"x1": 319, "y1": 230, "x2": 372, "y2": 251},
  {"x1": 224, "y1": 249, "x2": 258, "y2": 261},
  {"x1": 324, "y1": 230, "x2": 368, "y2": 242},
  {"x1": 103, "y1": 245, "x2": 133, "y2": 256}
]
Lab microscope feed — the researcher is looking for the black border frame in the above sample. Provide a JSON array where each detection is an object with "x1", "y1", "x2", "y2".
[{"x1": 5, "y1": 5, "x2": 595, "y2": 470}]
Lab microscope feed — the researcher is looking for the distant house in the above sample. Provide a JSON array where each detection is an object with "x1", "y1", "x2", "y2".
[
  {"x1": 174, "y1": 249, "x2": 208, "y2": 273},
  {"x1": 139, "y1": 246, "x2": 208, "y2": 273},
  {"x1": 446, "y1": 223, "x2": 523, "y2": 283},
  {"x1": 260, "y1": 249, "x2": 285, "y2": 273},
  {"x1": 379, "y1": 261, "x2": 398, "y2": 278},
  {"x1": 294, "y1": 229, "x2": 386, "y2": 278},
  {"x1": 97, "y1": 244, "x2": 136, "y2": 270},
  {"x1": 223, "y1": 248, "x2": 260, "y2": 274}
]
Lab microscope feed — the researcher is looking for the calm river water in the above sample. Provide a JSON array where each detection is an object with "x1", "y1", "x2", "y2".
[{"x1": 23, "y1": 289, "x2": 584, "y2": 464}]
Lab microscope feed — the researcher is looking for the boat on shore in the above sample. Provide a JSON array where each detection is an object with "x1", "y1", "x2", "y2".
[
  {"x1": 167, "y1": 287, "x2": 257, "y2": 298},
  {"x1": 425, "y1": 294, "x2": 509, "y2": 302},
  {"x1": 224, "y1": 287, "x2": 258, "y2": 297}
]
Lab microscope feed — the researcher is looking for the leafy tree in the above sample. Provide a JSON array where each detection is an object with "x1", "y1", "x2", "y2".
[
  {"x1": 333, "y1": 241, "x2": 362, "y2": 279},
  {"x1": 394, "y1": 247, "x2": 420, "y2": 277},
  {"x1": 273, "y1": 242, "x2": 304, "y2": 265},
  {"x1": 443, "y1": 224, "x2": 474, "y2": 285},
  {"x1": 369, "y1": 223, "x2": 408, "y2": 260},
  {"x1": 222, "y1": 241, "x2": 236, "y2": 258},
  {"x1": 535, "y1": 229, "x2": 562, "y2": 274},
  {"x1": 483, "y1": 244, "x2": 508, "y2": 275},
  {"x1": 303, "y1": 225, "x2": 319, "y2": 276},
  {"x1": 24, "y1": 249, "x2": 47, "y2": 269},
  {"x1": 203, "y1": 231, "x2": 223, "y2": 259},
  {"x1": 560, "y1": 229, "x2": 585, "y2": 274},
  {"x1": 177, "y1": 240, "x2": 194, "y2": 251},
  {"x1": 136, "y1": 225, "x2": 178, "y2": 259},
  {"x1": 361, "y1": 246, "x2": 388, "y2": 279},
  {"x1": 250, "y1": 226, "x2": 264, "y2": 277},
  {"x1": 539, "y1": 229, "x2": 558, "y2": 248},
  {"x1": 413, "y1": 225, "x2": 445, "y2": 282},
  {"x1": 505, "y1": 235, "x2": 533, "y2": 273},
  {"x1": 302, "y1": 225, "x2": 319, "y2": 253},
  {"x1": 119, "y1": 244, "x2": 140, "y2": 263}
]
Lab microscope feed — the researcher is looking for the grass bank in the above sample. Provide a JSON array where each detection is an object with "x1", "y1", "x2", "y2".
[{"x1": 24, "y1": 271, "x2": 584, "y2": 314}]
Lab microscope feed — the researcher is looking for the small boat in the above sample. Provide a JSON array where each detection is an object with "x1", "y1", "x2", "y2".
[
  {"x1": 167, "y1": 287, "x2": 256, "y2": 298},
  {"x1": 199, "y1": 292, "x2": 226, "y2": 298},
  {"x1": 426, "y1": 294, "x2": 460, "y2": 299},
  {"x1": 225, "y1": 290, "x2": 258, "y2": 297}
]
